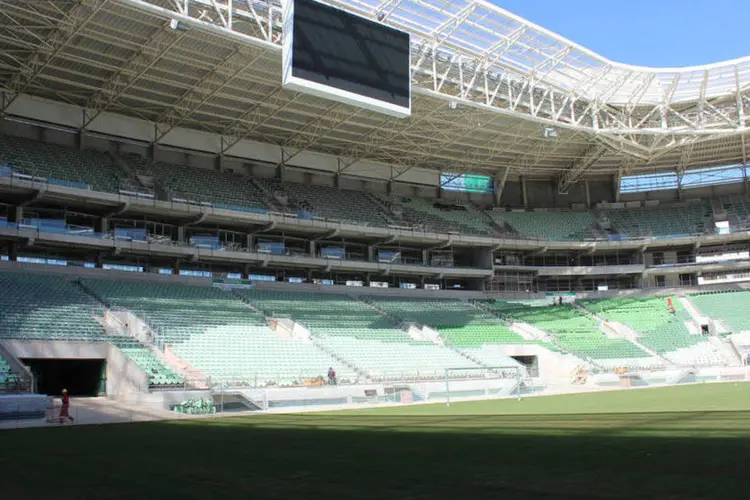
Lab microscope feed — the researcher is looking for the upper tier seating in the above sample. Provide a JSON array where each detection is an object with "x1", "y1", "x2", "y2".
[
  {"x1": 0, "y1": 134, "x2": 126, "y2": 193},
  {"x1": 601, "y1": 202, "x2": 711, "y2": 238},
  {"x1": 238, "y1": 290, "x2": 482, "y2": 380},
  {"x1": 485, "y1": 301, "x2": 651, "y2": 362},
  {"x1": 262, "y1": 178, "x2": 391, "y2": 226},
  {"x1": 690, "y1": 291, "x2": 750, "y2": 333},
  {"x1": 581, "y1": 297, "x2": 721, "y2": 365},
  {"x1": 82, "y1": 279, "x2": 351, "y2": 386},
  {"x1": 488, "y1": 210, "x2": 601, "y2": 241},
  {"x1": 150, "y1": 161, "x2": 270, "y2": 213},
  {"x1": 379, "y1": 196, "x2": 494, "y2": 235},
  {"x1": 722, "y1": 196, "x2": 750, "y2": 232}
]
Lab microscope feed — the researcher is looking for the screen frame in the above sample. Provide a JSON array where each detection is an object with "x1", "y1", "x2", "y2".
[{"x1": 282, "y1": 0, "x2": 411, "y2": 118}]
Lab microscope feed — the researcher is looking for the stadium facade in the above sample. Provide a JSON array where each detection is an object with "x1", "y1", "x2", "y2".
[{"x1": 1, "y1": 0, "x2": 750, "y2": 415}]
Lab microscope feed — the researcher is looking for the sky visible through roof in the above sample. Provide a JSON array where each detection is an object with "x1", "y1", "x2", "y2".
[{"x1": 495, "y1": 0, "x2": 750, "y2": 67}]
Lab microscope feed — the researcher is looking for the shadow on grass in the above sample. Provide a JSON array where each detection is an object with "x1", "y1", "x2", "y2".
[{"x1": 2, "y1": 411, "x2": 750, "y2": 500}]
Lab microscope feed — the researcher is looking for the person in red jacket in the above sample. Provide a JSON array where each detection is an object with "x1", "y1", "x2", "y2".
[{"x1": 59, "y1": 389, "x2": 74, "y2": 424}]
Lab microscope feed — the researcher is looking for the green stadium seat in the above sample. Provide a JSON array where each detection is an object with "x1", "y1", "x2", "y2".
[
  {"x1": 581, "y1": 296, "x2": 722, "y2": 366},
  {"x1": 83, "y1": 279, "x2": 355, "y2": 386},
  {"x1": 0, "y1": 134, "x2": 130, "y2": 193},
  {"x1": 488, "y1": 210, "x2": 602, "y2": 241},
  {"x1": 600, "y1": 202, "x2": 711, "y2": 239},
  {"x1": 0, "y1": 272, "x2": 182, "y2": 387},
  {"x1": 237, "y1": 290, "x2": 486, "y2": 380}
]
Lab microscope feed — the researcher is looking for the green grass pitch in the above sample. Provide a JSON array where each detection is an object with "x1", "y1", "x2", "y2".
[{"x1": 3, "y1": 383, "x2": 750, "y2": 499}]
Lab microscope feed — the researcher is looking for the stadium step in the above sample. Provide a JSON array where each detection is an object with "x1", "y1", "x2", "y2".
[{"x1": 572, "y1": 302, "x2": 669, "y2": 365}]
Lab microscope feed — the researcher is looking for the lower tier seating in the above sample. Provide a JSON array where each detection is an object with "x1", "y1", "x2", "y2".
[
  {"x1": 488, "y1": 301, "x2": 651, "y2": 362},
  {"x1": 83, "y1": 279, "x2": 350, "y2": 386},
  {"x1": 237, "y1": 290, "x2": 484, "y2": 380},
  {"x1": 0, "y1": 272, "x2": 183, "y2": 386},
  {"x1": 0, "y1": 355, "x2": 16, "y2": 386},
  {"x1": 690, "y1": 291, "x2": 750, "y2": 333},
  {"x1": 171, "y1": 325, "x2": 358, "y2": 386},
  {"x1": 0, "y1": 272, "x2": 109, "y2": 342},
  {"x1": 114, "y1": 341, "x2": 183, "y2": 387},
  {"x1": 581, "y1": 296, "x2": 705, "y2": 355}
]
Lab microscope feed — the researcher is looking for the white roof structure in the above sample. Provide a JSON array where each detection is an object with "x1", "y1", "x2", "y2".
[{"x1": 1, "y1": 0, "x2": 749, "y2": 193}]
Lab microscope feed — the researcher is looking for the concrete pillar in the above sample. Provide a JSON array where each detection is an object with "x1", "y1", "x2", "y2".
[
  {"x1": 175, "y1": 225, "x2": 185, "y2": 243},
  {"x1": 7, "y1": 206, "x2": 22, "y2": 224},
  {"x1": 584, "y1": 180, "x2": 591, "y2": 208},
  {"x1": 422, "y1": 250, "x2": 429, "y2": 266},
  {"x1": 246, "y1": 234, "x2": 256, "y2": 252},
  {"x1": 309, "y1": 240, "x2": 317, "y2": 257},
  {"x1": 8, "y1": 241, "x2": 18, "y2": 261},
  {"x1": 520, "y1": 176, "x2": 528, "y2": 207},
  {"x1": 98, "y1": 217, "x2": 108, "y2": 234},
  {"x1": 367, "y1": 245, "x2": 375, "y2": 262}
]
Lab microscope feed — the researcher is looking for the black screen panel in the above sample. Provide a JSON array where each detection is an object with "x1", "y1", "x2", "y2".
[{"x1": 291, "y1": 0, "x2": 410, "y2": 109}]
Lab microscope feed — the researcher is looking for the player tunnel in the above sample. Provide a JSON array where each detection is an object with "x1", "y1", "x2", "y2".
[
  {"x1": 23, "y1": 358, "x2": 106, "y2": 397},
  {"x1": 511, "y1": 355, "x2": 539, "y2": 377}
]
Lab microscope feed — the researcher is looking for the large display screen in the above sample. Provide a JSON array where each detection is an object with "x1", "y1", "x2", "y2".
[
  {"x1": 282, "y1": 0, "x2": 411, "y2": 117},
  {"x1": 441, "y1": 174, "x2": 494, "y2": 194}
]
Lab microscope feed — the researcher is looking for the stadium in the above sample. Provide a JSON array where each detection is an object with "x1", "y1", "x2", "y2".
[{"x1": 2, "y1": 0, "x2": 750, "y2": 497}]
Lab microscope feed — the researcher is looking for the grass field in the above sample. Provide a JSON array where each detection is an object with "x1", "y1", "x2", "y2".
[{"x1": 3, "y1": 383, "x2": 750, "y2": 499}]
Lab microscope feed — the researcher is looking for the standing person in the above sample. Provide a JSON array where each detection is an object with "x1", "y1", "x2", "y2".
[
  {"x1": 327, "y1": 367, "x2": 335, "y2": 385},
  {"x1": 59, "y1": 389, "x2": 74, "y2": 424}
]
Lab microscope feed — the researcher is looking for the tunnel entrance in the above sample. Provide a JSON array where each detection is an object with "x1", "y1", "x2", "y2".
[
  {"x1": 23, "y1": 358, "x2": 106, "y2": 397},
  {"x1": 511, "y1": 355, "x2": 539, "y2": 378}
]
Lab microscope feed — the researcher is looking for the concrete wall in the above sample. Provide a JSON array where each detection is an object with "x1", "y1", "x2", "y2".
[{"x1": 2, "y1": 340, "x2": 149, "y2": 399}]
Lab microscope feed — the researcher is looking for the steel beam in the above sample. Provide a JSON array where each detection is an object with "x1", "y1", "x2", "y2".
[
  {"x1": 2, "y1": 0, "x2": 109, "y2": 113},
  {"x1": 557, "y1": 142, "x2": 607, "y2": 194}
]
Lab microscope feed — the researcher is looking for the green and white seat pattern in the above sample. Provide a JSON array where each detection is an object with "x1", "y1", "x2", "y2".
[
  {"x1": 84, "y1": 280, "x2": 350, "y2": 386},
  {"x1": 690, "y1": 291, "x2": 750, "y2": 334},
  {"x1": 115, "y1": 341, "x2": 183, "y2": 386},
  {"x1": 488, "y1": 301, "x2": 651, "y2": 362},
  {"x1": 0, "y1": 273, "x2": 182, "y2": 386},
  {"x1": 581, "y1": 296, "x2": 721, "y2": 366},
  {"x1": 0, "y1": 355, "x2": 19, "y2": 386},
  {"x1": 0, "y1": 273, "x2": 109, "y2": 342},
  {"x1": 238, "y1": 290, "x2": 482, "y2": 380},
  {"x1": 372, "y1": 298, "x2": 534, "y2": 348}
]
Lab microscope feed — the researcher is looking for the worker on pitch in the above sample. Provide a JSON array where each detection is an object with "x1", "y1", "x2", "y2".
[{"x1": 59, "y1": 389, "x2": 75, "y2": 424}]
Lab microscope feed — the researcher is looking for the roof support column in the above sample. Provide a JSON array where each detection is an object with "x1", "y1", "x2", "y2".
[
  {"x1": 584, "y1": 179, "x2": 591, "y2": 208},
  {"x1": 520, "y1": 175, "x2": 528, "y2": 207},
  {"x1": 613, "y1": 171, "x2": 621, "y2": 203},
  {"x1": 493, "y1": 167, "x2": 509, "y2": 206}
]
